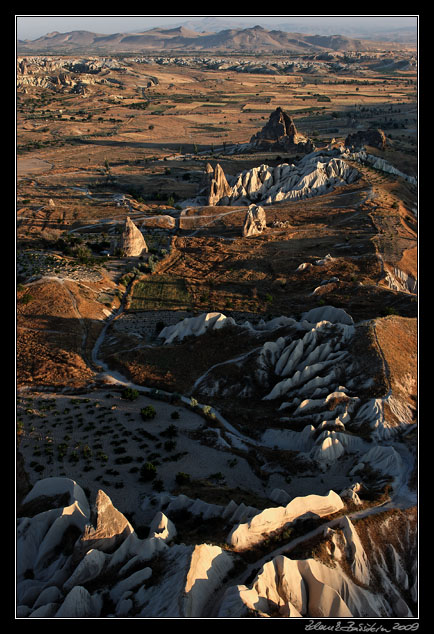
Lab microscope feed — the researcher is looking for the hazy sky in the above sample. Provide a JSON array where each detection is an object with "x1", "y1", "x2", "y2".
[{"x1": 16, "y1": 14, "x2": 418, "y2": 41}]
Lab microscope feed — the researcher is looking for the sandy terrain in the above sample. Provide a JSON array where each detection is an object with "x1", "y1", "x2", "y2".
[{"x1": 17, "y1": 157, "x2": 53, "y2": 176}]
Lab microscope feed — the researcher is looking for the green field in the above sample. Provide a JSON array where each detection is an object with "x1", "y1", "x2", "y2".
[{"x1": 129, "y1": 275, "x2": 192, "y2": 311}]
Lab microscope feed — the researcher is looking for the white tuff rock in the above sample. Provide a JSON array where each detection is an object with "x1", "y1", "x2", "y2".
[
  {"x1": 117, "y1": 216, "x2": 148, "y2": 257},
  {"x1": 227, "y1": 490, "x2": 344, "y2": 551},
  {"x1": 159, "y1": 312, "x2": 235, "y2": 344},
  {"x1": 242, "y1": 204, "x2": 267, "y2": 237}
]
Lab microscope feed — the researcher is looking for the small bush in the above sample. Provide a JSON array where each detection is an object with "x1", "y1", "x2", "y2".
[
  {"x1": 122, "y1": 387, "x2": 140, "y2": 401},
  {"x1": 175, "y1": 472, "x2": 191, "y2": 485},
  {"x1": 164, "y1": 440, "x2": 177, "y2": 452},
  {"x1": 160, "y1": 424, "x2": 178, "y2": 438},
  {"x1": 140, "y1": 462, "x2": 157, "y2": 482},
  {"x1": 140, "y1": 405, "x2": 157, "y2": 421}
]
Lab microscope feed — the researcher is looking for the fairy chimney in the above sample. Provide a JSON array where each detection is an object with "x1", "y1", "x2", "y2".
[
  {"x1": 242, "y1": 204, "x2": 267, "y2": 237},
  {"x1": 199, "y1": 163, "x2": 233, "y2": 206},
  {"x1": 118, "y1": 216, "x2": 148, "y2": 257}
]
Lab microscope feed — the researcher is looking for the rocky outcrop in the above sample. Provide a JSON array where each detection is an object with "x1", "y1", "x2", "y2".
[
  {"x1": 227, "y1": 490, "x2": 345, "y2": 551},
  {"x1": 229, "y1": 153, "x2": 359, "y2": 205},
  {"x1": 16, "y1": 477, "x2": 417, "y2": 618},
  {"x1": 345, "y1": 128, "x2": 386, "y2": 150},
  {"x1": 117, "y1": 216, "x2": 148, "y2": 257},
  {"x1": 242, "y1": 204, "x2": 267, "y2": 237},
  {"x1": 158, "y1": 312, "x2": 236, "y2": 344},
  {"x1": 343, "y1": 148, "x2": 417, "y2": 184},
  {"x1": 250, "y1": 107, "x2": 315, "y2": 153},
  {"x1": 17, "y1": 479, "x2": 235, "y2": 618},
  {"x1": 185, "y1": 149, "x2": 360, "y2": 208},
  {"x1": 218, "y1": 509, "x2": 417, "y2": 618},
  {"x1": 73, "y1": 489, "x2": 134, "y2": 561},
  {"x1": 199, "y1": 163, "x2": 232, "y2": 206}
]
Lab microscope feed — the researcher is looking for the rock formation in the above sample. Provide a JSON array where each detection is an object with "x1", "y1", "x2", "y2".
[
  {"x1": 250, "y1": 107, "x2": 315, "y2": 153},
  {"x1": 117, "y1": 216, "x2": 148, "y2": 257},
  {"x1": 345, "y1": 128, "x2": 387, "y2": 150},
  {"x1": 198, "y1": 163, "x2": 232, "y2": 206},
  {"x1": 16, "y1": 479, "x2": 237, "y2": 618},
  {"x1": 73, "y1": 489, "x2": 134, "y2": 561},
  {"x1": 218, "y1": 508, "x2": 417, "y2": 618},
  {"x1": 227, "y1": 490, "x2": 344, "y2": 551},
  {"x1": 343, "y1": 148, "x2": 417, "y2": 185},
  {"x1": 185, "y1": 148, "x2": 360, "y2": 208},
  {"x1": 158, "y1": 312, "x2": 236, "y2": 344},
  {"x1": 16, "y1": 477, "x2": 417, "y2": 618},
  {"x1": 242, "y1": 204, "x2": 267, "y2": 237}
]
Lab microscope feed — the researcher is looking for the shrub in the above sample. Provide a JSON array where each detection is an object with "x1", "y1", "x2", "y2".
[
  {"x1": 20, "y1": 292, "x2": 34, "y2": 305},
  {"x1": 175, "y1": 472, "x2": 191, "y2": 485},
  {"x1": 140, "y1": 405, "x2": 157, "y2": 421},
  {"x1": 160, "y1": 424, "x2": 178, "y2": 438},
  {"x1": 69, "y1": 451, "x2": 79, "y2": 464},
  {"x1": 164, "y1": 440, "x2": 177, "y2": 452},
  {"x1": 140, "y1": 462, "x2": 157, "y2": 481},
  {"x1": 170, "y1": 411, "x2": 180, "y2": 420},
  {"x1": 152, "y1": 479, "x2": 164, "y2": 492},
  {"x1": 381, "y1": 306, "x2": 398, "y2": 316},
  {"x1": 122, "y1": 387, "x2": 139, "y2": 401}
]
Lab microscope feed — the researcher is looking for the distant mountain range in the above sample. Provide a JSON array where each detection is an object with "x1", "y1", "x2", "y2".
[
  {"x1": 175, "y1": 16, "x2": 417, "y2": 43},
  {"x1": 17, "y1": 23, "x2": 414, "y2": 55}
]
